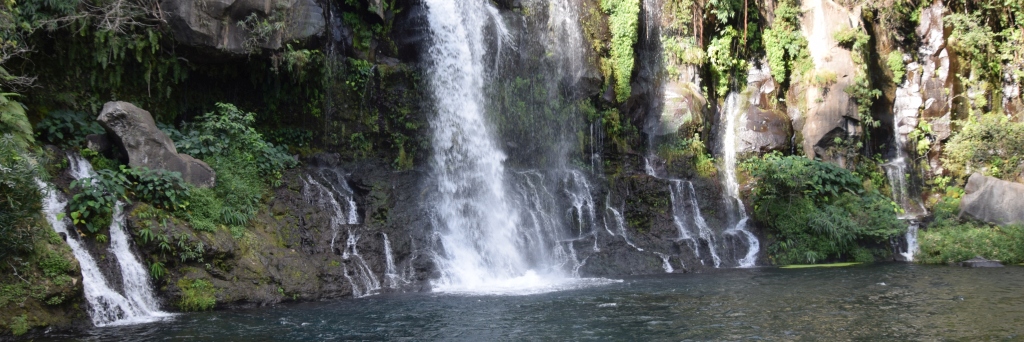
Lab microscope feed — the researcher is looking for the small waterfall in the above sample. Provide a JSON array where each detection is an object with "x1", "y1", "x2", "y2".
[
  {"x1": 889, "y1": 77, "x2": 928, "y2": 260},
  {"x1": 37, "y1": 154, "x2": 170, "y2": 326},
  {"x1": 655, "y1": 252, "x2": 674, "y2": 273},
  {"x1": 719, "y1": 92, "x2": 760, "y2": 268},
  {"x1": 382, "y1": 233, "x2": 408, "y2": 289},
  {"x1": 299, "y1": 169, "x2": 399, "y2": 295},
  {"x1": 604, "y1": 205, "x2": 642, "y2": 251},
  {"x1": 38, "y1": 180, "x2": 137, "y2": 326},
  {"x1": 670, "y1": 180, "x2": 721, "y2": 267},
  {"x1": 341, "y1": 230, "x2": 381, "y2": 298},
  {"x1": 107, "y1": 202, "x2": 171, "y2": 322}
]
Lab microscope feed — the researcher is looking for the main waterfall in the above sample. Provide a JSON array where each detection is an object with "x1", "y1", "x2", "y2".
[{"x1": 424, "y1": 0, "x2": 555, "y2": 292}]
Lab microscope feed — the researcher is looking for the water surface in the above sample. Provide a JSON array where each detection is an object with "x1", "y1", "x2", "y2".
[{"x1": 54, "y1": 264, "x2": 1024, "y2": 341}]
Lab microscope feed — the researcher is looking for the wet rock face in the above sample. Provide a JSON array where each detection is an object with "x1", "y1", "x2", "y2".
[
  {"x1": 162, "y1": 0, "x2": 325, "y2": 55},
  {"x1": 796, "y1": 0, "x2": 862, "y2": 160},
  {"x1": 97, "y1": 101, "x2": 216, "y2": 188},
  {"x1": 959, "y1": 173, "x2": 1024, "y2": 226}
]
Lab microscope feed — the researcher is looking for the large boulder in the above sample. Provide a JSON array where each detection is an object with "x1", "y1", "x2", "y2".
[
  {"x1": 162, "y1": 0, "x2": 325, "y2": 55},
  {"x1": 959, "y1": 173, "x2": 1024, "y2": 226},
  {"x1": 97, "y1": 102, "x2": 216, "y2": 188},
  {"x1": 737, "y1": 62, "x2": 793, "y2": 154}
]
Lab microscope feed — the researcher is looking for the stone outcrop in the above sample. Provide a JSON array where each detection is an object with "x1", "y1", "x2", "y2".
[
  {"x1": 162, "y1": 0, "x2": 325, "y2": 55},
  {"x1": 97, "y1": 101, "x2": 216, "y2": 188},
  {"x1": 958, "y1": 256, "x2": 1004, "y2": 268},
  {"x1": 959, "y1": 173, "x2": 1024, "y2": 226},
  {"x1": 793, "y1": 0, "x2": 862, "y2": 160},
  {"x1": 737, "y1": 63, "x2": 793, "y2": 154}
]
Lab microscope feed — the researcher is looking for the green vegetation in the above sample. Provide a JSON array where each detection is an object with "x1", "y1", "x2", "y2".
[
  {"x1": 762, "y1": 0, "x2": 810, "y2": 85},
  {"x1": 165, "y1": 103, "x2": 297, "y2": 232},
  {"x1": 743, "y1": 152, "x2": 905, "y2": 265},
  {"x1": 919, "y1": 197, "x2": 1024, "y2": 264},
  {"x1": 942, "y1": 113, "x2": 1024, "y2": 182},
  {"x1": 0, "y1": 135, "x2": 42, "y2": 262},
  {"x1": 177, "y1": 278, "x2": 217, "y2": 311},
  {"x1": 886, "y1": 50, "x2": 906, "y2": 83},
  {"x1": 35, "y1": 110, "x2": 104, "y2": 147},
  {"x1": 655, "y1": 133, "x2": 717, "y2": 178},
  {"x1": 0, "y1": 93, "x2": 33, "y2": 150},
  {"x1": 600, "y1": 0, "x2": 641, "y2": 102}
]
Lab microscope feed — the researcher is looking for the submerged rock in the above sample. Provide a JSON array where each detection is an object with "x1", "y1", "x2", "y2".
[
  {"x1": 958, "y1": 256, "x2": 1004, "y2": 268},
  {"x1": 97, "y1": 101, "x2": 216, "y2": 188},
  {"x1": 959, "y1": 173, "x2": 1024, "y2": 226}
]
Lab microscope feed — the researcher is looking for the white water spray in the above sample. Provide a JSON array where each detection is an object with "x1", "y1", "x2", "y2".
[{"x1": 720, "y1": 93, "x2": 760, "y2": 268}]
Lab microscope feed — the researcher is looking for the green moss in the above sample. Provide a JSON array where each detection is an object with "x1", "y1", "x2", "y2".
[
  {"x1": 601, "y1": 0, "x2": 641, "y2": 102},
  {"x1": 10, "y1": 314, "x2": 28, "y2": 336},
  {"x1": 177, "y1": 278, "x2": 217, "y2": 311}
]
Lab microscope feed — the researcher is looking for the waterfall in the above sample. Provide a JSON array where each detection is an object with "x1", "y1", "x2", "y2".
[
  {"x1": 36, "y1": 154, "x2": 170, "y2": 326},
  {"x1": 299, "y1": 169, "x2": 397, "y2": 295},
  {"x1": 655, "y1": 253, "x2": 674, "y2": 273},
  {"x1": 604, "y1": 205, "x2": 642, "y2": 251},
  {"x1": 670, "y1": 180, "x2": 721, "y2": 267},
  {"x1": 342, "y1": 230, "x2": 381, "y2": 297},
  {"x1": 107, "y1": 202, "x2": 171, "y2": 322},
  {"x1": 719, "y1": 92, "x2": 760, "y2": 268},
  {"x1": 889, "y1": 64, "x2": 929, "y2": 261},
  {"x1": 382, "y1": 233, "x2": 407, "y2": 289},
  {"x1": 424, "y1": 0, "x2": 564, "y2": 292}
]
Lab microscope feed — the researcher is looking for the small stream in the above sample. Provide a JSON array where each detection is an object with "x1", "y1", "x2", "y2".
[{"x1": 52, "y1": 264, "x2": 1024, "y2": 340}]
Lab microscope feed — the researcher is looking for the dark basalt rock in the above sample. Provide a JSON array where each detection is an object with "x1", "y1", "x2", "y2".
[
  {"x1": 97, "y1": 101, "x2": 216, "y2": 188},
  {"x1": 161, "y1": 0, "x2": 325, "y2": 55}
]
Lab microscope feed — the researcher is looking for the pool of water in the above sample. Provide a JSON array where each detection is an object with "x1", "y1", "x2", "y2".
[{"x1": 52, "y1": 263, "x2": 1024, "y2": 341}]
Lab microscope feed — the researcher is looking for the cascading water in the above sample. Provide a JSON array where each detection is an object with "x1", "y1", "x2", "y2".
[
  {"x1": 422, "y1": 0, "x2": 618, "y2": 293},
  {"x1": 36, "y1": 154, "x2": 170, "y2": 326},
  {"x1": 719, "y1": 92, "x2": 761, "y2": 268},
  {"x1": 300, "y1": 169, "x2": 398, "y2": 296},
  {"x1": 381, "y1": 233, "x2": 407, "y2": 289},
  {"x1": 107, "y1": 202, "x2": 171, "y2": 322},
  {"x1": 890, "y1": 63, "x2": 929, "y2": 261},
  {"x1": 669, "y1": 180, "x2": 721, "y2": 267},
  {"x1": 341, "y1": 230, "x2": 381, "y2": 297},
  {"x1": 424, "y1": 0, "x2": 569, "y2": 293}
]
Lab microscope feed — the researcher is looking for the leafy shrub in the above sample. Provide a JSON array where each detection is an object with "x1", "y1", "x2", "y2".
[
  {"x1": 0, "y1": 136, "x2": 42, "y2": 261},
  {"x1": 886, "y1": 50, "x2": 906, "y2": 82},
  {"x1": 833, "y1": 27, "x2": 869, "y2": 50},
  {"x1": 69, "y1": 168, "x2": 129, "y2": 233},
  {"x1": 123, "y1": 167, "x2": 190, "y2": 212},
  {"x1": 942, "y1": 113, "x2": 1024, "y2": 182},
  {"x1": 762, "y1": 0, "x2": 810, "y2": 84},
  {"x1": 173, "y1": 103, "x2": 297, "y2": 184},
  {"x1": 177, "y1": 278, "x2": 216, "y2": 311},
  {"x1": 35, "y1": 110, "x2": 104, "y2": 147},
  {"x1": 0, "y1": 93, "x2": 34, "y2": 150},
  {"x1": 601, "y1": 0, "x2": 641, "y2": 102},
  {"x1": 742, "y1": 152, "x2": 905, "y2": 264},
  {"x1": 918, "y1": 197, "x2": 1024, "y2": 264},
  {"x1": 167, "y1": 103, "x2": 294, "y2": 232}
]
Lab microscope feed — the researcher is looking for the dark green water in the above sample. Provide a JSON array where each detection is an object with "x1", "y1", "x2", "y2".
[{"x1": 53, "y1": 264, "x2": 1024, "y2": 341}]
